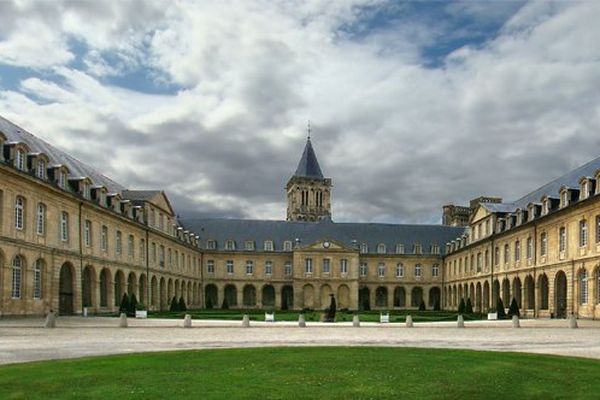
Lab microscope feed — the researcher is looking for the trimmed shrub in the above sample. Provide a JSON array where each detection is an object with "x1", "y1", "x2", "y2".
[
  {"x1": 508, "y1": 297, "x2": 520, "y2": 318},
  {"x1": 119, "y1": 293, "x2": 130, "y2": 315},
  {"x1": 465, "y1": 298, "x2": 473, "y2": 314},
  {"x1": 170, "y1": 296, "x2": 179, "y2": 312},
  {"x1": 178, "y1": 297, "x2": 187, "y2": 312},
  {"x1": 418, "y1": 300, "x2": 426, "y2": 311},
  {"x1": 458, "y1": 298, "x2": 466, "y2": 315},
  {"x1": 496, "y1": 298, "x2": 507, "y2": 319}
]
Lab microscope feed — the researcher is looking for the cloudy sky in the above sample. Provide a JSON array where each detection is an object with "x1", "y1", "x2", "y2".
[{"x1": 1, "y1": 0, "x2": 600, "y2": 224}]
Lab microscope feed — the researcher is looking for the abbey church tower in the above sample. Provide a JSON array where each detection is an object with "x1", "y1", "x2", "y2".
[{"x1": 286, "y1": 136, "x2": 332, "y2": 221}]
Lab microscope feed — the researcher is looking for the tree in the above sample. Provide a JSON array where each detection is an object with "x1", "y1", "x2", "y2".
[
  {"x1": 178, "y1": 296, "x2": 187, "y2": 312},
  {"x1": 128, "y1": 293, "x2": 138, "y2": 316},
  {"x1": 508, "y1": 297, "x2": 520, "y2": 318},
  {"x1": 458, "y1": 298, "x2": 466, "y2": 315},
  {"x1": 496, "y1": 298, "x2": 507, "y2": 319},
  {"x1": 418, "y1": 300, "x2": 426, "y2": 311},
  {"x1": 119, "y1": 293, "x2": 130, "y2": 315},
  {"x1": 465, "y1": 298, "x2": 473, "y2": 314},
  {"x1": 170, "y1": 296, "x2": 179, "y2": 312},
  {"x1": 325, "y1": 294, "x2": 336, "y2": 322}
]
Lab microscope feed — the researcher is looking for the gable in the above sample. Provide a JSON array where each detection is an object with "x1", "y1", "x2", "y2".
[
  {"x1": 469, "y1": 206, "x2": 490, "y2": 224},
  {"x1": 150, "y1": 191, "x2": 175, "y2": 216},
  {"x1": 305, "y1": 239, "x2": 352, "y2": 252}
]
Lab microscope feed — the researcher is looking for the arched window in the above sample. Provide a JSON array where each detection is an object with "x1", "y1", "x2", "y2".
[
  {"x1": 12, "y1": 256, "x2": 23, "y2": 299},
  {"x1": 377, "y1": 243, "x2": 386, "y2": 254},
  {"x1": 360, "y1": 243, "x2": 368, "y2": 254},
  {"x1": 33, "y1": 259, "x2": 43, "y2": 299},
  {"x1": 579, "y1": 270, "x2": 588, "y2": 305},
  {"x1": 36, "y1": 202, "x2": 46, "y2": 235},
  {"x1": 283, "y1": 240, "x2": 292, "y2": 251},
  {"x1": 14, "y1": 196, "x2": 25, "y2": 230}
]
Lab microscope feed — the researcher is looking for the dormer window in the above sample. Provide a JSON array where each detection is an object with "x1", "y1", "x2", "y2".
[
  {"x1": 224, "y1": 240, "x2": 236, "y2": 251},
  {"x1": 58, "y1": 172, "x2": 67, "y2": 189},
  {"x1": 560, "y1": 190, "x2": 568, "y2": 208},
  {"x1": 360, "y1": 243, "x2": 368, "y2": 254},
  {"x1": 15, "y1": 149, "x2": 25, "y2": 171},
  {"x1": 542, "y1": 198, "x2": 549, "y2": 216},
  {"x1": 264, "y1": 240, "x2": 274, "y2": 251},
  {"x1": 528, "y1": 204, "x2": 537, "y2": 221},
  {"x1": 82, "y1": 182, "x2": 91, "y2": 200},
  {"x1": 413, "y1": 243, "x2": 422, "y2": 254},
  {"x1": 283, "y1": 240, "x2": 292, "y2": 251},
  {"x1": 36, "y1": 159, "x2": 46, "y2": 179},
  {"x1": 395, "y1": 243, "x2": 404, "y2": 254},
  {"x1": 206, "y1": 240, "x2": 216, "y2": 250},
  {"x1": 245, "y1": 241, "x2": 255, "y2": 251},
  {"x1": 431, "y1": 244, "x2": 440, "y2": 254},
  {"x1": 580, "y1": 178, "x2": 591, "y2": 200},
  {"x1": 376, "y1": 243, "x2": 386, "y2": 254}
]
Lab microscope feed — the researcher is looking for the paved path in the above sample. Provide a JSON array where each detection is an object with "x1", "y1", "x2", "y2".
[{"x1": 1, "y1": 317, "x2": 600, "y2": 365}]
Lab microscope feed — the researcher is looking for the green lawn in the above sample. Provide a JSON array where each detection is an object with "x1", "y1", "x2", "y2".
[
  {"x1": 147, "y1": 309, "x2": 485, "y2": 322},
  {"x1": 1, "y1": 347, "x2": 599, "y2": 399}
]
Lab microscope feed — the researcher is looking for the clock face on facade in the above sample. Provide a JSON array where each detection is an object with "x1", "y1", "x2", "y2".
[{"x1": 323, "y1": 241, "x2": 330, "y2": 248}]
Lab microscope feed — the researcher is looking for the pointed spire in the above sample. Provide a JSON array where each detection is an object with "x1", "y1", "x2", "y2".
[{"x1": 293, "y1": 127, "x2": 324, "y2": 179}]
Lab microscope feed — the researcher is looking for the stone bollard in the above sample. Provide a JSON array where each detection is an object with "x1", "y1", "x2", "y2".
[
  {"x1": 183, "y1": 314, "x2": 192, "y2": 328},
  {"x1": 569, "y1": 314, "x2": 578, "y2": 329},
  {"x1": 352, "y1": 314, "x2": 360, "y2": 327},
  {"x1": 457, "y1": 314, "x2": 465, "y2": 328},
  {"x1": 298, "y1": 314, "x2": 307, "y2": 328},
  {"x1": 242, "y1": 314, "x2": 250, "y2": 328},
  {"x1": 512, "y1": 315, "x2": 520, "y2": 328},
  {"x1": 406, "y1": 315, "x2": 413, "y2": 328},
  {"x1": 119, "y1": 313, "x2": 128, "y2": 328},
  {"x1": 44, "y1": 311, "x2": 56, "y2": 328}
]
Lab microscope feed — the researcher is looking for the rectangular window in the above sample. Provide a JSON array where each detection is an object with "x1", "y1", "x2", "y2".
[
  {"x1": 36, "y1": 160, "x2": 46, "y2": 179},
  {"x1": 396, "y1": 263, "x2": 404, "y2": 278},
  {"x1": 265, "y1": 261, "x2": 272, "y2": 275},
  {"x1": 206, "y1": 240, "x2": 216, "y2": 250},
  {"x1": 559, "y1": 227, "x2": 566, "y2": 252},
  {"x1": 36, "y1": 203, "x2": 45, "y2": 235},
  {"x1": 432, "y1": 263, "x2": 439, "y2": 277},
  {"x1": 246, "y1": 260, "x2": 254, "y2": 275},
  {"x1": 283, "y1": 241, "x2": 292, "y2": 251},
  {"x1": 264, "y1": 241, "x2": 274, "y2": 251},
  {"x1": 359, "y1": 263, "x2": 368, "y2": 277},
  {"x1": 515, "y1": 241, "x2": 521, "y2": 262},
  {"x1": 101, "y1": 225, "x2": 108, "y2": 251},
  {"x1": 476, "y1": 253, "x2": 482, "y2": 272},
  {"x1": 526, "y1": 237, "x2": 533, "y2": 259},
  {"x1": 395, "y1": 243, "x2": 404, "y2": 254},
  {"x1": 322, "y1": 258, "x2": 330, "y2": 274},
  {"x1": 340, "y1": 259, "x2": 348, "y2": 274},
  {"x1": 415, "y1": 264, "x2": 422, "y2": 278},
  {"x1": 378, "y1": 263, "x2": 385, "y2": 277},
  {"x1": 305, "y1": 258, "x2": 313, "y2": 274},
  {"x1": 116, "y1": 231, "x2": 122, "y2": 255},
  {"x1": 580, "y1": 220, "x2": 588, "y2": 247},
  {"x1": 245, "y1": 241, "x2": 255, "y2": 251},
  {"x1": 504, "y1": 245, "x2": 509, "y2": 264},
  {"x1": 284, "y1": 261, "x2": 292, "y2": 276},
  {"x1": 152, "y1": 242, "x2": 156, "y2": 262},
  {"x1": 495, "y1": 247, "x2": 500, "y2": 265},
  {"x1": 15, "y1": 197, "x2": 24, "y2": 230},
  {"x1": 128, "y1": 235, "x2": 134, "y2": 257},
  {"x1": 541, "y1": 232, "x2": 547, "y2": 256},
  {"x1": 60, "y1": 212, "x2": 69, "y2": 242},
  {"x1": 33, "y1": 259, "x2": 42, "y2": 299},
  {"x1": 207, "y1": 260, "x2": 215, "y2": 274},
  {"x1": 226, "y1": 260, "x2": 234, "y2": 274},
  {"x1": 140, "y1": 239, "x2": 146, "y2": 261},
  {"x1": 159, "y1": 245, "x2": 165, "y2": 267},
  {"x1": 84, "y1": 220, "x2": 92, "y2": 247}
]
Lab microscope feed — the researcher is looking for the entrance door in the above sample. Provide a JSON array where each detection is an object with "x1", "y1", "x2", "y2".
[
  {"x1": 555, "y1": 271, "x2": 567, "y2": 318},
  {"x1": 59, "y1": 264, "x2": 74, "y2": 315}
]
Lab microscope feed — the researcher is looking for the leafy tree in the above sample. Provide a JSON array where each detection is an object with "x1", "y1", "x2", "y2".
[
  {"x1": 325, "y1": 295, "x2": 336, "y2": 322},
  {"x1": 178, "y1": 296, "x2": 187, "y2": 312},
  {"x1": 465, "y1": 298, "x2": 473, "y2": 314},
  {"x1": 418, "y1": 300, "x2": 426, "y2": 311},
  {"x1": 119, "y1": 293, "x2": 130, "y2": 315},
  {"x1": 128, "y1": 293, "x2": 138, "y2": 316},
  {"x1": 496, "y1": 298, "x2": 507, "y2": 319},
  {"x1": 508, "y1": 297, "x2": 520, "y2": 318},
  {"x1": 170, "y1": 296, "x2": 179, "y2": 312},
  {"x1": 458, "y1": 298, "x2": 466, "y2": 315}
]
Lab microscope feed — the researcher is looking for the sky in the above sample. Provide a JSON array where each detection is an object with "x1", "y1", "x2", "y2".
[{"x1": 1, "y1": 0, "x2": 600, "y2": 224}]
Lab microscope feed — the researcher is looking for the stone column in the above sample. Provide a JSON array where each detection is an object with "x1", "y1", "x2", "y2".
[{"x1": 274, "y1": 285, "x2": 282, "y2": 310}]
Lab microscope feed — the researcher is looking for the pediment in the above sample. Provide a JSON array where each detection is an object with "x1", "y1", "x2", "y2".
[{"x1": 304, "y1": 239, "x2": 352, "y2": 252}]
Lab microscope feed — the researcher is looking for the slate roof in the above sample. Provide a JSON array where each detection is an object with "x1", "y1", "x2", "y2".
[
  {"x1": 293, "y1": 138, "x2": 324, "y2": 179},
  {"x1": 180, "y1": 217, "x2": 465, "y2": 255},
  {"x1": 0, "y1": 115, "x2": 125, "y2": 193},
  {"x1": 121, "y1": 190, "x2": 162, "y2": 201}
]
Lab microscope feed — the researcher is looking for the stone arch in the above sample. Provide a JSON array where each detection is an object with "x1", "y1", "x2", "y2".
[
  {"x1": 127, "y1": 271, "x2": 137, "y2": 298},
  {"x1": 281, "y1": 285, "x2": 294, "y2": 310},
  {"x1": 262, "y1": 284, "x2": 275, "y2": 307},
  {"x1": 501, "y1": 278, "x2": 510, "y2": 306},
  {"x1": 375, "y1": 286, "x2": 388, "y2": 308},
  {"x1": 411, "y1": 286, "x2": 423, "y2": 307},
  {"x1": 320, "y1": 284, "x2": 333, "y2": 309},
  {"x1": 512, "y1": 277, "x2": 522, "y2": 309},
  {"x1": 475, "y1": 282, "x2": 482, "y2": 312},
  {"x1": 138, "y1": 274, "x2": 147, "y2": 305},
  {"x1": 114, "y1": 270, "x2": 125, "y2": 307},
  {"x1": 538, "y1": 273, "x2": 549, "y2": 310},
  {"x1": 555, "y1": 270, "x2": 568, "y2": 318},
  {"x1": 337, "y1": 285, "x2": 350, "y2": 309},
  {"x1": 224, "y1": 284, "x2": 237, "y2": 307},
  {"x1": 58, "y1": 262, "x2": 75, "y2": 315},
  {"x1": 205, "y1": 284, "x2": 218, "y2": 308},
  {"x1": 243, "y1": 284, "x2": 257, "y2": 307},
  {"x1": 82, "y1": 265, "x2": 95, "y2": 308},
  {"x1": 429, "y1": 287, "x2": 441, "y2": 309},
  {"x1": 99, "y1": 268, "x2": 111, "y2": 308},
  {"x1": 394, "y1": 286, "x2": 406, "y2": 308},
  {"x1": 302, "y1": 284, "x2": 315, "y2": 309},
  {"x1": 524, "y1": 275, "x2": 535, "y2": 310},
  {"x1": 150, "y1": 276, "x2": 158, "y2": 308}
]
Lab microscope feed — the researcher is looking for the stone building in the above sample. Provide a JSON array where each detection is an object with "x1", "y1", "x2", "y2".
[{"x1": 2, "y1": 112, "x2": 599, "y2": 319}]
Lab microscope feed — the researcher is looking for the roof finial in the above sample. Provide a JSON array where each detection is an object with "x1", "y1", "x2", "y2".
[{"x1": 307, "y1": 120, "x2": 311, "y2": 140}]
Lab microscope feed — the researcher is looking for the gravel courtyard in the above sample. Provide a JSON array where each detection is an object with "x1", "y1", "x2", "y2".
[{"x1": 1, "y1": 317, "x2": 600, "y2": 365}]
